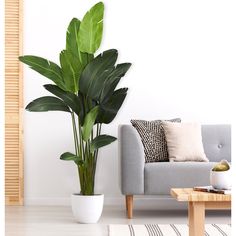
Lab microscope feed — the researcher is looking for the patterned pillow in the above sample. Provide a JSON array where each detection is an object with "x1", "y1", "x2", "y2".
[{"x1": 131, "y1": 119, "x2": 181, "y2": 162}]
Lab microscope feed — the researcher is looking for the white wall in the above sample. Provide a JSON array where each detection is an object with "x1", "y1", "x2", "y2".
[{"x1": 24, "y1": 0, "x2": 236, "y2": 205}]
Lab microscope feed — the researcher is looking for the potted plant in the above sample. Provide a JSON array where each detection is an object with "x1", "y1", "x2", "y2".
[
  {"x1": 19, "y1": 2, "x2": 131, "y2": 223},
  {"x1": 210, "y1": 160, "x2": 231, "y2": 190}
]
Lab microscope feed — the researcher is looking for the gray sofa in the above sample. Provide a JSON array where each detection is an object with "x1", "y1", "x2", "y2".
[{"x1": 118, "y1": 124, "x2": 231, "y2": 218}]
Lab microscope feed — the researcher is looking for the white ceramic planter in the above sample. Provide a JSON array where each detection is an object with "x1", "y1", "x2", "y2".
[
  {"x1": 71, "y1": 194, "x2": 104, "y2": 223},
  {"x1": 210, "y1": 169, "x2": 231, "y2": 190}
]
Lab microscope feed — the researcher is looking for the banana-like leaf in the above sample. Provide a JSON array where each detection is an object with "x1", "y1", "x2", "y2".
[
  {"x1": 66, "y1": 18, "x2": 94, "y2": 69},
  {"x1": 96, "y1": 88, "x2": 128, "y2": 124},
  {"x1": 100, "y1": 63, "x2": 132, "y2": 102},
  {"x1": 44, "y1": 84, "x2": 84, "y2": 120},
  {"x1": 82, "y1": 106, "x2": 99, "y2": 141},
  {"x1": 60, "y1": 50, "x2": 83, "y2": 92},
  {"x1": 90, "y1": 135, "x2": 117, "y2": 152},
  {"x1": 26, "y1": 96, "x2": 71, "y2": 113},
  {"x1": 79, "y1": 49, "x2": 118, "y2": 100},
  {"x1": 19, "y1": 56, "x2": 65, "y2": 90},
  {"x1": 60, "y1": 152, "x2": 84, "y2": 165},
  {"x1": 60, "y1": 152, "x2": 78, "y2": 161},
  {"x1": 66, "y1": 18, "x2": 81, "y2": 57},
  {"x1": 78, "y1": 2, "x2": 104, "y2": 54}
]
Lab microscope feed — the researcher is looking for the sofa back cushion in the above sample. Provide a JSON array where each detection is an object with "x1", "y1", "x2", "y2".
[
  {"x1": 201, "y1": 125, "x2": 231, "y2": 162},
  {"x1": 119, "y1": 124, "x2": 231, "y2": 163}
]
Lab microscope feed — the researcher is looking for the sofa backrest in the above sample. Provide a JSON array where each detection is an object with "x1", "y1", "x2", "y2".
[
  {"x1": 120, "y1": 124, "x2": 231, "y2": 162},
  {"x1": 201, "y1": 125, "x2": 231, "y2": 162}
]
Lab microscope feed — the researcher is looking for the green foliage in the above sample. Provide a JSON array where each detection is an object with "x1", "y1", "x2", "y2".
[
  {"x1": 60, "y1": 152, "x2": 84, "y2": 165},
  {"x1": 44, "y1": 84, "x2": 84, "y2": 121},
  {"x1": 60, "y1": 50, "x2": 83, "y2": 92},
  {"x1": 60, "y1": 152, "x2": 78, "y2": 161},
  {"x1": 20, "y1": 2, "x2": 131, "y2": 195},
  {"x1": 66, "y1": 18, "x2": 94, "y2": 71},
  {"x1": 19, "y1": 56, "x2": 66, "y2": 90},
  {"x1": 26, "y1": 96, "x2": 71, "y2": 113},
  {"x1": 97, "y1": 88, "x2": 128, "y2": 124},
  {"x1": 90, "y1": 135, "x2": 117, "y2": 152},
  {"x1": 66, "y1": 18, "x2": 81, "y2": 57},
  {"x1": 82, "y1": 106, "x2": 99, "y2": 141},
  {"x1": 78, "y1": 2, "x2": 104, "y2": 54},
  {"x1": 79, "y1": 49, "x2": 118, "y2": 101},
  {"x1": 100, "y1": 63, "x2": 131, "y2": 103}
]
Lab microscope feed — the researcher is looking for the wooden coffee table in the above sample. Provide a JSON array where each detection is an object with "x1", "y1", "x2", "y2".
[{"x1": 171, "y1": 188, "x2": 231, "y2": 236}]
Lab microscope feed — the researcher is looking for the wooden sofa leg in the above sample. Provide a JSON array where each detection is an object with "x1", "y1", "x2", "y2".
[{"x1": 126, "y1": 195, "x2": 133, "y2": 219}]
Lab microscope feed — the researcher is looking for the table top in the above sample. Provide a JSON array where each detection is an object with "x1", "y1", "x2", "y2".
[{"x1": 171, "y1": 188, "x2": 231, "y2": 202}]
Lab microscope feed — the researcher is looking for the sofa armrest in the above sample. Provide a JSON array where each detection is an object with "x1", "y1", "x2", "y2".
[{"x1": 118, "y1": 125, "x2": 145, "y2": 195}]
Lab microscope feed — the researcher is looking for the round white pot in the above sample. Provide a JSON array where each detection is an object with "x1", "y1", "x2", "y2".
[
  {"x1": 210, "y1": 169, "x2": 231, "y2": 190},
  {"x1": 71, "y1": 194, "x2": 104, "y2": 223}
]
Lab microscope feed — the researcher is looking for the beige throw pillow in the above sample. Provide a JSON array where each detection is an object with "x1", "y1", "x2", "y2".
[{"x1": 161, "y1": 122, "x2": 209, "y2": 162}]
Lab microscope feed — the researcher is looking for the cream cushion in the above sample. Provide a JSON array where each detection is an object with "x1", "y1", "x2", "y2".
[{"x1": 161, "y1": 122, "x2": 209, "y2": 162}]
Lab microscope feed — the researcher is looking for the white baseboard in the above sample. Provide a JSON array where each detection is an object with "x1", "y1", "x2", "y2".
[
  {"x1": 25, "y1": 197, "x2": 71, "y2": 206},
  {"x1": 24, "y1": 195, "x2": 188, "y2": 210}
]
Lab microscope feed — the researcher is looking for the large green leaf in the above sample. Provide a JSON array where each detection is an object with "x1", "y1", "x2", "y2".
[
  {"x1": 60, "y1": 152, "x2": 84, "y2": 165},
  {"x1": 82, "y1": 106, "x2": 99, "y2": 141},
  {"x1": 26, "y1": 96, "x2": 71, "y2": 113},
  {"x1": 66, "y1": 18, "x2": 94, "y2": 69},
  {"x1": 100, "y1": 63, "x2": 131, "y2": 102},
  {"x1": 44, "y1": 84, "x2": 84, "y2": 120},
  {"x1": 59, "y1": 50, "x2": 83, "y2": 92},
  {"x1": 78, "y1": 2, "x2": 104, "y2": 54},
  {"x1": 97, "y1": 88, "x2": 128, "y2": 124},
  {"x1": 19, "y1": 56, "x2": 65, "y2": 90},
  {"x1": 66, "y1": 18, "x2": 81, "y2": 57},
  {"x1": 90, "y1": 135, "x2": 117, "y2": 152},
  {"x1": 79, "y1": 49, "x2": 118, "y2": 100}
]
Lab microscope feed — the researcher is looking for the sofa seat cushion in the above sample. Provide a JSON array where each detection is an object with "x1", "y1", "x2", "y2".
[{"x1": 144, "y1": 162, "x2": 217, "y2": 195}]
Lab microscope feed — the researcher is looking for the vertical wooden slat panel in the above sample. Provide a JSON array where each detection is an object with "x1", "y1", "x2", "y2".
[{"x1": 5, "y1": 0, "x2": 23, "y2": 205}]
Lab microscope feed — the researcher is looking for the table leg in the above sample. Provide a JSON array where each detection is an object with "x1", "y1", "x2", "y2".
[{"x1": 188, "y1": 202, "x2": 205, "y2": 236}]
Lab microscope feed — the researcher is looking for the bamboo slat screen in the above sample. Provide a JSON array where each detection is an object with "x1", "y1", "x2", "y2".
[{"x1": 5, "y1": 0, "x2": 24, "y2": 205}]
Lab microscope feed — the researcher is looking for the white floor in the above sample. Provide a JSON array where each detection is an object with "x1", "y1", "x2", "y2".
[{"x1": 6, "y1": 206, "x2": 231, "y2": 236}]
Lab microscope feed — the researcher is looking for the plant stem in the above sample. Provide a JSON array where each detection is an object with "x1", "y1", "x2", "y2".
[
  {"x1": 92, "y1": 123, "x2": 102, "y2": 182},
  {"x1": 71, "y1": 112, "x2": 79, "y2": 156},
  {"x1": 78, "y1": 165, "x2": 84, "y2": 194},
  {"x1": 99, "y1": 123, "x2": 102, "y2": 135},
  {"x1": 78, "y1": 123, "x2": 85, "y2": 160},
  {"x1": 97, "y1": 123, "x2": 102, "y2": 160},
  {"x1": 96, "y1": 123, "x2": 99, "y2": 137}
]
